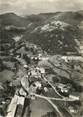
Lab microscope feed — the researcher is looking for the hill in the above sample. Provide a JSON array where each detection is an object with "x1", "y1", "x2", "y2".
[
  {"x1": 0, "y1": 11, "x2": 83, "y2": 55},
  {"x1": 0, "y1": 12, "x2": 29, "y2": 27},
  {"x1": 23, "y1": 11, "x2": 83, "y2": 55}
]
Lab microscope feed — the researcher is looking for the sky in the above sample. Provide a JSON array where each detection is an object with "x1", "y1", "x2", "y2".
[{"x1": 0, "y1": 0, "x2": 83, "y2": 15}]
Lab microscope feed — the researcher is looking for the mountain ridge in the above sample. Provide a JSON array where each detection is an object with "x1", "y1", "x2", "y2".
[{"x1": 1, "y1": 11, "x2": 83, "y2": 55}]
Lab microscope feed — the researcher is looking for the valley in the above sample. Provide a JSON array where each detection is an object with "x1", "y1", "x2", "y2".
[{"x1": 0, "y1": 11, "x2": 83, "y2": 117}]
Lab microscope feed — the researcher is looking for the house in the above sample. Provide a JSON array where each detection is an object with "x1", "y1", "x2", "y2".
[{"x1": 36, "y1": 67, "x2": 45, "y2": 74}]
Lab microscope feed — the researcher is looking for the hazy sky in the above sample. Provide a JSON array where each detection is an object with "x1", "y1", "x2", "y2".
[{"x1": 0, "y1": 0, "x2": 83, "y2": 15}]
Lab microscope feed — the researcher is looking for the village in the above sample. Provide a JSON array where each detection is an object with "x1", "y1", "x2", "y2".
[{"x1": 0, "y1": 40, "x2": 83, "y2": 117}]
